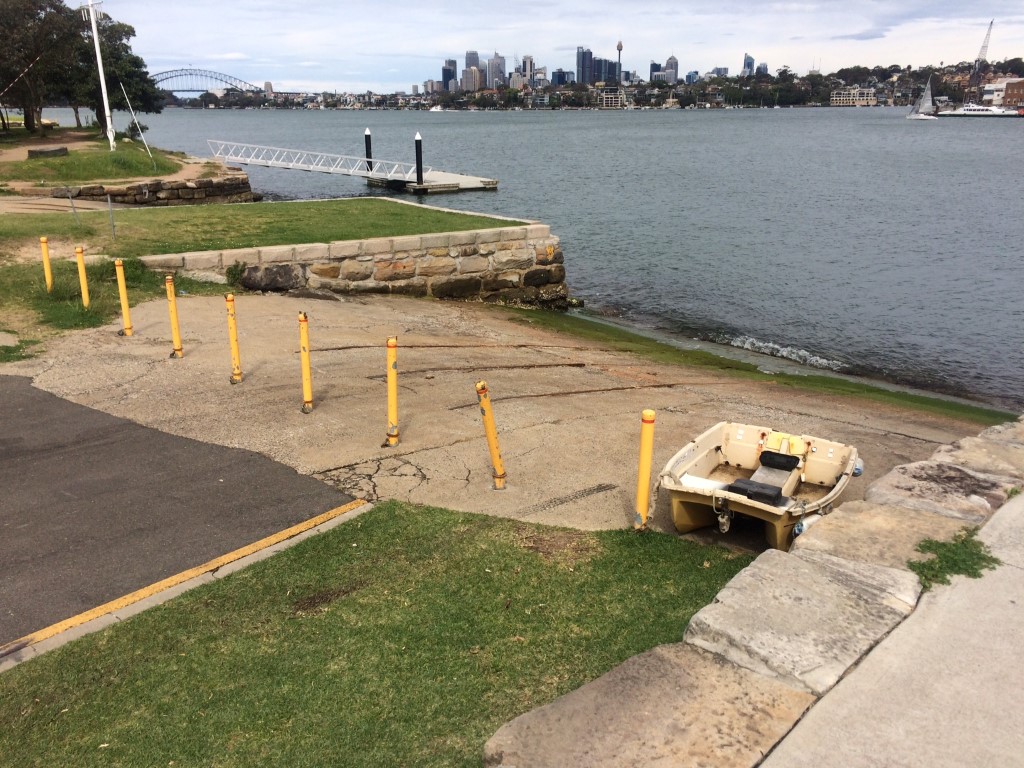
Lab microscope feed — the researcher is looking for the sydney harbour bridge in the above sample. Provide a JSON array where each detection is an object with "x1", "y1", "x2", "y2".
[{"x1": 151, "y1": 69, "x2": 263, "y2": 94}]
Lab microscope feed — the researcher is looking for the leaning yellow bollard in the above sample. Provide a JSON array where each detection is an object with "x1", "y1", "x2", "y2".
[
  {"x1": 74, "y1": 246, "x2": 90, "y2": 309},
  {"x1": 114, "y1": 259, "x2": 133, "y2": 336},
  {"x1": 384, "y1": 336, "x2": 400, "y2": 446},
  {"x1": 299, "y1": 312, "x2": 313, "y2": 413},
  {"x1": 165, "y1": 275, "x2": 183, "y2": 358},
  {"x1": 40, "y1": 237, "x2": 53, "y2": 293},
  {"x1": 634, "y1": 409, "x2": 657, "y2": 530},
  {"x1": 225, "y1": 293, "x2": 243, "y2": 383},
  {"x1": 475, "y1": 380, "x2": 507, "y2": 490}
]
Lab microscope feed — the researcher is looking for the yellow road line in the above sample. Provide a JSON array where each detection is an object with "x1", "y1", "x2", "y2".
[{"x1": 4, "y1": 499, "x2": 367, "y2": 653}]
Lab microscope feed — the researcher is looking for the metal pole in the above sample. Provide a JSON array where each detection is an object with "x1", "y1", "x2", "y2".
[
  {"x1": 384, "y1": 336, "x2": 399, "y2": 447},
  {"x1": 414, "y1": 132, "x2": 423, "y2": 185},
  {"x1": 39, "y1": 237, "x2": 53, "y2": 293},
  {"x1": 299, "y1": 312, "x2": 313, "y2": 413},
  {"x1": 107, "y1": 194, "x2": 115, "y2": 239},
  {"x1": 475, "y1": 381, "x2": 507, "y2": 490},
  {"x1": 86, "y1": 0, "x2": 115, "y2": 151},
  {"x1": 114, "y1": 259, "x2": 133, "y2": 336},
  {"x1": 634, "y1": 409, "x2": 657, "y2": 530},
  {"x1": 74, "y1": 246, "x2": 90, "y2": 309},
  {"x1": 165, "y1": 275, "x2": 183, "y2": 358},
  {"x1": 225, "y1": 293, "x2": 243, "y2": 383},
  {"x1": 364, "y1": 127, "x2": 372, "y2": 173}
]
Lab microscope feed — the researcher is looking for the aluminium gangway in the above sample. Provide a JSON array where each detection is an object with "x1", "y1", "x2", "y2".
[{"x1": 207, "y1": 140, "x2": 497, "y2": 193}]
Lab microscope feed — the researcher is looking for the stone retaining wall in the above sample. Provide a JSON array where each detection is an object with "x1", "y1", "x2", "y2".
[
  {"x1": 53, "y1": 175, "x2": 254, "y2": 206},
  {"x1": 139, "y1": 224, "x2": 570, "y2": 309}
]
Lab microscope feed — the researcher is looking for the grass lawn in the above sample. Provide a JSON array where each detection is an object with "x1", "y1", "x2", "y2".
[
  {"x1": 0, "y1": 139, "x2": 181, "y2": 184},
  {"x1": 0, "y1": 501, "x2": 753, "y2": 767},
  {"x1": 0, "y1": 199, "x2": 524, "y2": 262}
]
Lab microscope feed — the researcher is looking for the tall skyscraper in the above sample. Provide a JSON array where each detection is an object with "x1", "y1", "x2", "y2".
[
  {"x1": 576, "y1": 47, "x2": 593, "y2": 86},
  {"x1": 616, "y1": 41, "x2": 623, "y2": 85},
  {"x1": 742, "y1": 53, "x2": 755, "y2": 77},
  {"x1": 466, "y1": 50, "x2": 480, "y2": 70},
  {"x1": 442, "y1": 59, "x2": 457, "y2": 92},
  {"x1": 650, "y1": 61, "x2": 661, "y2": 81},
  {"x1": 522, "y1": 55, "x2": 535, "y2": 86},
  {"x1": 665, "y1": 56, "x2": 679, "y2": 84},
  {"x1": 488, "y1": 53, "x2": 506, "y2": 88}
]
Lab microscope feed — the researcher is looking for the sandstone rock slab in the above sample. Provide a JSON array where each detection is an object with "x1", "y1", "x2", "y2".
[
  {"x1": 864, "y1": 461, "x2": 1016, "y2": 523},
  {"x1": 483, "y1": 643, "x2": 814, "y2": 768},
  {"x1": 684, "y1": 549, "x2": 907, "y2": 695},
  {"x1": 790, "y1": 501, "x2": 969, "y2": 572},
  {"x1": 932, "y1": 436, "x2": 1024, "y2": 481}
]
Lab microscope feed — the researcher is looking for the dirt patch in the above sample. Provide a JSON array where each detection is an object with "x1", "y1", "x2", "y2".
[
  {"x1": 291, "y1": 581, "x2": 366, "y2": 616},
  {"x1": 516, "y1": 528, "x2": 601, "y2": 565},
  {"x1": 905, "y1": 463, "x2": 1006, "y2": 508}
]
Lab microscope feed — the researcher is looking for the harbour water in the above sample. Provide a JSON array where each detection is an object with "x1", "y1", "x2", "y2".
[{"x1": 54, "y1": 106, "x2": 1024, "y2": 410}]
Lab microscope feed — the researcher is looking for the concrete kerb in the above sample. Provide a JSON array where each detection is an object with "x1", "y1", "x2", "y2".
[{"x1": 0, "y1": 500, "x2": 373, "y2": 675}]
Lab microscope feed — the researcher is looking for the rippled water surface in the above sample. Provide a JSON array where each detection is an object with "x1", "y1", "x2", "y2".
[{"x1": 90, "y1": 107, "x2": 1022, "y2": 409}]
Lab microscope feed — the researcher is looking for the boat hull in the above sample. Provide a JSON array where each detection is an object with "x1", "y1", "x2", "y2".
[{"x1": 659, "y1": 421, "x2": 860, "y2": 550}]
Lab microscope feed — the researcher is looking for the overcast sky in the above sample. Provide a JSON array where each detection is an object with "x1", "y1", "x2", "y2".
[{"x1": 110, "y1": 1, "x2": 1024, "y2": 93}]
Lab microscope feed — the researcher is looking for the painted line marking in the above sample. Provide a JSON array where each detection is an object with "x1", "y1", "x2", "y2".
[{"x1": 1, "y1": 499, "x2": 367, "y2": 656}]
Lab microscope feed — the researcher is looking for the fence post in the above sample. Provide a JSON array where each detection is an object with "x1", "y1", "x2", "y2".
[
  {"x1": 299, "y1": 312, "x2": 313, "y2": 413},
  {"x1": 634, "y1": 409, "x2": 656, "y2": 530},
  {"x1": 114, "y1": 259, "x2": 133, "y2": 336},
  {"x1": 40, "y1": 237, "x2": 53, "y2": 293},
  {"x1": 74, "y1": 246, "x2": 90, "y2": 309},
  {"x1": 225, "y1": 293, "x2": 243, "y2": 383},
  {"x1": 165, "y1": 275, "x2": 183, "y2": 358},
  {"x1": 475, "y1": 380, "x2": 507, "y2": 490},
  {"x1": 384, "y1": 336, "x2": 399, "y2": 446}
]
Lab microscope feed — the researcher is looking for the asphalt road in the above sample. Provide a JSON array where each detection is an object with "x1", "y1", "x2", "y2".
[{"x1": 0, "y1": 375, "x2": 353, "y2": 646}]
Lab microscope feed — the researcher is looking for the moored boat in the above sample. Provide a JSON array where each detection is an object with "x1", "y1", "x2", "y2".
[
  {"x1": 659, "y1": 421, "x2": 863, "y2": 550},
  {"x1": 937, "y1": 102, "x2": 1020, "y2": 117}
]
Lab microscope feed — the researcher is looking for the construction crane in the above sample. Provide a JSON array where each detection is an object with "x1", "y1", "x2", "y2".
[{"x1": 967, "y1": 20, "x2": 994, "y2": 102}]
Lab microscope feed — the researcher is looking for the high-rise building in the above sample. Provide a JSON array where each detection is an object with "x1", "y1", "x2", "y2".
[
  {"x1": 488, "y1": 53, "x2": 506, "y2": 89},
  {"x1": 264, "y1": 82, "x2": 274, "y2": 97},
  {"x1": 551, "y1": 68, "x2": 574, "y2": 86},
  {"x1": 442, "y1": 59, "x2": 457, "y2": 92},
  {"x1": 756, "y1": 62, "x2": 769, "y2": 76},
  {"x1": 576, "y1": 47, "x2": 593, "y2": 86},
  {"x1": 650, "y1": 61, "x2": 661, "y2": 81},
  {"x1": 742, "y1": 53, "x2": 755, "y2": 77},
  {"x1": 686, "y1": 70, "x2": 699, "y2": 84},
  {"x1": 461, "y1": 66, "x2": 483, "y2": 92},
  {"x1": 522, "y1": 55, "x2": 535, "y2": 86},
  {"x1": 466, "y1": 50, "x2": 480, "y2": 70}
]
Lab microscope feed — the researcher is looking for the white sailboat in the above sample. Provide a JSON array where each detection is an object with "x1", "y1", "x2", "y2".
[{"x1": 907, "y1": 75, "x2": 938, "y2": 120}]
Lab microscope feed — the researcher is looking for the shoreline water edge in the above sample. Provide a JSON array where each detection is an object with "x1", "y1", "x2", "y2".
[{"x1": 34, "y1": 107, "x2": 1024, "y2": 412}]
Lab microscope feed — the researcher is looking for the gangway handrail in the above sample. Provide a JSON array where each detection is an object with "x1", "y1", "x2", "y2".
[{"x1": 207, "y1": 140, "x2": 432, "y2": 181}]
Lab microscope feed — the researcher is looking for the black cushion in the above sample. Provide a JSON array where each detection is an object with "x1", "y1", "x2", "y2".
[
  {"x1": 727, "y1": 478, "x2": 783, "y2": 505},
  {"x1": 759, "y1": 450, "x2": 801, "y2": 472}
]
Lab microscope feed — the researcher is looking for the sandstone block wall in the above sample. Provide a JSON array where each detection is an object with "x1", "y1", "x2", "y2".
[
  {"x1": 138, "y1": 224, "x2": 569, "y2": 309},
  {"x1": 53, "y1": 175, "x2": 254, "y2": 206}
]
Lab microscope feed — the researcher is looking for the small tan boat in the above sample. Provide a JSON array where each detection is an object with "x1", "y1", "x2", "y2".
[{"x1": 659, "y1": 421, "x2": 863, "y2": 550}]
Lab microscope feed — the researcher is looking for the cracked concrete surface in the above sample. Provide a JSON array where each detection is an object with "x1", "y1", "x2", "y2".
[{"x1": 2, "y1": 293, "x2": 989, "y2": 538}]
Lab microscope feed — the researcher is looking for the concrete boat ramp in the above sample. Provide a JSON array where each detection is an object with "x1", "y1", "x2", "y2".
[{"x1": 208, "y1": 139, "x2": 497, "y2": 194}]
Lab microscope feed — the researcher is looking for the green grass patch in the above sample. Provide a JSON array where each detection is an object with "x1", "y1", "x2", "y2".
[
  {"x1": 908, "y1": 527, "x2": 1001, "y2": 591},
  {"x1": 0, "y1": 142, "x2": 180, "y2": 184},
  {"x1": 0, "y1": 199, "x2": 523, "y2": 261},
  {"x1": 0, "y1": 337, "x2": 39, "y2": 362},
  {"x1": 0, "y1": 258, "x2": 226, "y2": 333},
  {"x1": 0, "y1": 502, "x2": 751, "y2": 767},
  {"x1": 502, "y1": 307, "x2": 1015, "y2": 426}
]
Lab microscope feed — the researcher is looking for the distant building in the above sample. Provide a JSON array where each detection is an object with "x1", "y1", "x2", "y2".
[
  {"x1": 521, "y1": 55, "x2": 535, "y2": 86},
  {"x1": 711, "y1": 67, "x2": 729, "y2": 77},
  {"x1": 741, "y1": 53, "x2": 755, "y2": 77},
  {"x1": 650, "y1": 61, "x2": 661, "y2": 81},
  {"x1": 551, "y1": 68, "x2": 574, "y2": 86},
  {"x1": 466, "y1": 51, "x2": 480, "y2": 70},
  {"x1": 982, "y1": 78, "x2": 1024, "y2": 106},
  {"x1": 442, "y1": 59, "x2": 457, "y2": 92},
  {"x1": 264, "y1": 82, "x2": 274, "y2": 97},
  {"x1": 1003, "y1": 79, "x2": 1024, "y2": 107},
  {"x1": 665, "y1": 56, "x2": 679, "y2": 83},
  {"x1": 576, "y1": 47, "x2": 594, "y2": 85},
  {"x1": 461, "y1": 66, "x2": 483, "y2": 92},
  {"x1": 830, "y1": 86, "x2": 878, "y2": 106},
  {"x1": 685, "y1": 70, "x2": 699, "y2": 85},
  {"x1": 756, "y1": 62, "x2": 769, "y2": 76},
  {"x1": 598, "y1": 85, "x2": 625, "y2": 108},
  {"x1": 488, "y1": 53, "x2": 506, "y2": 88}
]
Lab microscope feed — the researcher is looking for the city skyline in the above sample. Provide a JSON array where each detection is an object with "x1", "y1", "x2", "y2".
[{"x1": 114, "y1": 1, "x2": 1024, "y2": 94}]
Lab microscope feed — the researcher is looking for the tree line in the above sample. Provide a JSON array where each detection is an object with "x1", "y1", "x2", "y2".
[{"x1": 0, "y1": 0, "x2": 161, "y2": 133}]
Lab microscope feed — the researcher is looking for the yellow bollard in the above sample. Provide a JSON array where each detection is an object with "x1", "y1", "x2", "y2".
[
  {"x1": 114, "y1": 259, "x2": 133, "y2": 336},
  {"x1": 225, "y1": 293, "x2": 243, "y2": 383},
  {"x1": 299, "y1": 312, "x2": 313, "y2": 413},
  {"x1": 475, "y1": 380, "x2": 507, "y2": 490},
  {"x1": 40, "y1": 237, "x2": 53, "y2": 293},
  {"x1": 634, "y1": 409, "x2": 657, "y2": 530},
  {"x1": 165, "y1": 274, "x2": 183, "y2": 358},
  {"x1": 74, "y1": 246, "x2": 90, "y2": 309},
  {"x1": 384, "y1": 336, "x2": 400, "y2": 446}
]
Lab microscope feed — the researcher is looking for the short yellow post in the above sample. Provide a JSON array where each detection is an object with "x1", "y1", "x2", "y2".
[
  {"x1": 634, "y1": 409, "x2": 657, "y2": 530},
  {"x1": 114, "y1": 259, "x2": 133, "y2": 336},
  {"x1": 224, "y1": 293, "x2": 243, "y2": 383},
  {"x1": 299, "y1": 312, "x2": 313, "y2": 413},
  {"x1": 384, "y1": 336, "x2": 400, "y2": 446},
  {"x1": 40, "y1": 237, "x2": 53, "y2": 293},
  {"x1": 475, "y1": 380, "x2": 507, "y2": 490},
  {"x1": 74, "y1": 246, "x2": 90, "y2": 309},
  {"x1": 165, "y1": 274, "x2": 183, "y2": 358}
]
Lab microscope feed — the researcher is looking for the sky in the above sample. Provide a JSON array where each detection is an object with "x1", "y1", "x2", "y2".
[{"x1": 105, "y1": 1, "x2": 1024, "y2": 94}]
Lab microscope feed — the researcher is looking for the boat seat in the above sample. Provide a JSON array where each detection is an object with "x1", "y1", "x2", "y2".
[
  {"x1": 749, "y1": 464, "x2": 795, "y2": 487},
  {"x1": 727, "y1": 478, "x2": 784, "y2": 506}
]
